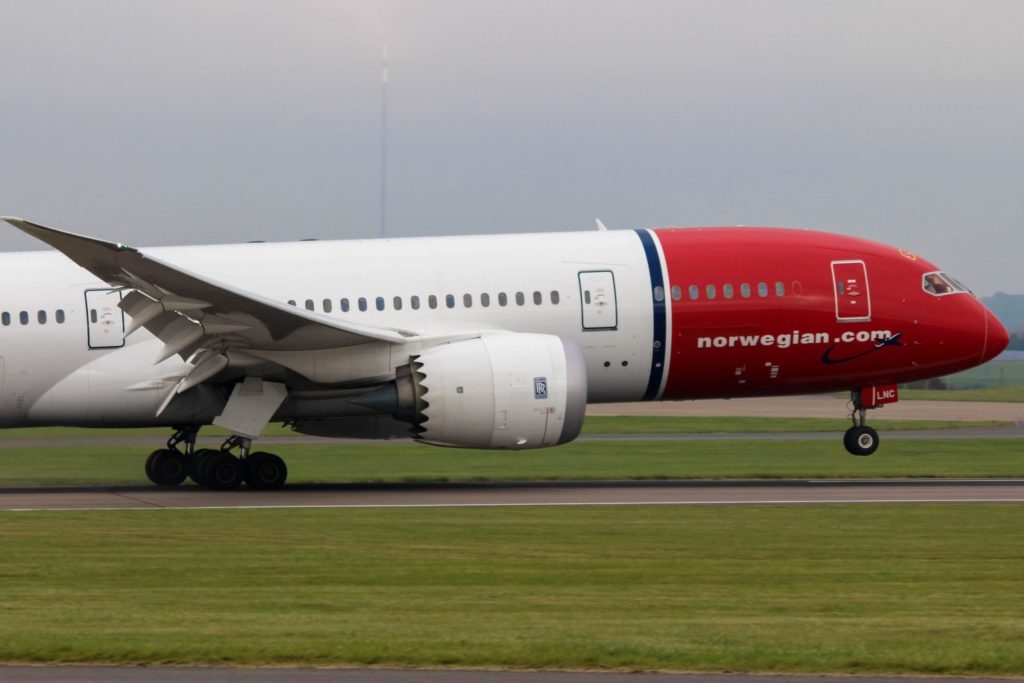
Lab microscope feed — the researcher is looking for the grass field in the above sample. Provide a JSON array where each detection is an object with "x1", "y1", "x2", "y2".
[
  {"x1": 0, "y1": 415, "x2": 1007, "y2": 443},
  {"x1": 2, "y1": 505, "x2": 1023, "y2": 674},
  {"x1": 2, "y1": 438, "x2": 1024, "y2": 486},
  {"x1": 900, "y1": 386, "x2": 1024, "y2": 402}
]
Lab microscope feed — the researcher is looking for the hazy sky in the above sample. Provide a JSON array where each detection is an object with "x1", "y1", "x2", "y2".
[{"x1": 1, "y1": 0, "x2": 1021, "y2": 295}]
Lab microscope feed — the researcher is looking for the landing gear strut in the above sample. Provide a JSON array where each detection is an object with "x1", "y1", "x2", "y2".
[
  {"x1": 843, "y1": 391, "x2": 879, "y2": 457},
  {"x1": 147, "y1": 428, "x2": 288, "y2": 490},
  {"x1": 145, "y1": 426, "x2": 198, "y2": 486}
]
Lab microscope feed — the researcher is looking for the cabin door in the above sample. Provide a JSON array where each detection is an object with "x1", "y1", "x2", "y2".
[
  {"x1": 831, "y1": 260, "x2": 871, "y2": 322},
  {"x1": 85, "y1": 289, "x2": 126, "y2": 349},
  {"x1": 578, "y1": 270, "x2": 618, "y2": 330}
]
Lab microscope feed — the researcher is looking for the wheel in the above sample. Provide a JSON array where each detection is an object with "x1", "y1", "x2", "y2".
[
  {"x1": 203, "y1": 452, "x2": 244, "y2": 490},
  {"x1": 190, "y1": 448, "x2": 219, "y2": 485},
  {"x1": 245, "y1": 452, "x2": 288, "y2": 490},
  {"x1": 145, "y1": 449, "x2": 188, "y2": 486},
  {"x1": 844, "y1": 426, "x2": 879, "y2": 456}
]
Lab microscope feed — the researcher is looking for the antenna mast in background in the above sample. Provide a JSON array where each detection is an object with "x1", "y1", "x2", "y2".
[{"x1": 379, "y1": 44, "x2": 388, "y2": 239}]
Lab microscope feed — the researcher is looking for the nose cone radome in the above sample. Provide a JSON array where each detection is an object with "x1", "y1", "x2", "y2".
[{"x1": 981, "y1": 306, "x2": 1009, "y2": 364}]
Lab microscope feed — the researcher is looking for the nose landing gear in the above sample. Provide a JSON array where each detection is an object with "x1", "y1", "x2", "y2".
[{"x1": 843, "y1": 390, "x2": 879, "y2": 456}]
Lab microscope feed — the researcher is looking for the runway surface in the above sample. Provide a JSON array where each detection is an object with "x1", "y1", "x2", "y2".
[
  {"x1": 2, "y1": 667, "x2": 1022, "y2": 683},
  {"x1": 3, "y1": 478, "x2": 1024, "y2": 511}
]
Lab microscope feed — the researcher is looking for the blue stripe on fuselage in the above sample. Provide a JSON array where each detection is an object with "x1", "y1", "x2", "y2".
[{"x1": 634, "y1": 229, "x2": 666, "y2": 400}]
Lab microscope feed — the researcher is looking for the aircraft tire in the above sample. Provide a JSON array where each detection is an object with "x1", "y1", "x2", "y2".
[
  {"x1": 245, "y1": 452, "x2": 287, "y2": 490},
  {"x1": 190, "y1": 448, "x2": 219, "y2": 486},
  {"x1": 146, "y1": 449, "x2": 189, "y2": 487},
  {"x1": 203, "y1": 452, "x2": 244, "y2": 490},
  {"x1": 844, "y1": 426, "x2": 879, "y2": 456}
]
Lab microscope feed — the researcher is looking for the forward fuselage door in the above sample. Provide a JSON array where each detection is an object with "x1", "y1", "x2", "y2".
[
  {"x1": 578, "y1": 270, "x2": 618, "y2": 330},
  {"x1": 831, "y1": 260, "x2": 871, "y2": 322},
  {"x1": 85, "y1": 288, "x2": 126, "y2": 349}
]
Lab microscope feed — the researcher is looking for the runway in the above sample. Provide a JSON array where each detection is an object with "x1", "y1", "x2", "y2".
[{"x1": 3, "y1": 478, "x2": 1024, "y2": 511}]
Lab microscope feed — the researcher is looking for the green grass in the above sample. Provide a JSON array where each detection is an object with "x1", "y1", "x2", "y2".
[
  {"x1": 900, "y1": 386, "x2": 1024, "y2": 402},
  {"x1": 3, "y1": 439, "x2": 1024, "y2": 487},
  {"x1": 0, "y1": 415, "x2": 1006, "y2": 443},
  {"x1": 581, "y1": 416, "x2": 1009, "y2": 434},
  {"x1": 1, "y1": 505, "x2": 1023, "y2": 674}
]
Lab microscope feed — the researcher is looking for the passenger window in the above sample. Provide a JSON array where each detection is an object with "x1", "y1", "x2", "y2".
[
  {"x1": 340, "y1": 298, "x2": 350, "y2": 312},
  {"x1": 516, "y1": 292, "x2": 525, "y2": 306},
  {"x1": 688, "y1": 285, "x2": 699, "y2": 301},
  {"x1": 481, "y1": 293, "x2": 490, "y2": 307},
  {"x1": 723, "y1": 284, "x2": 734, "y2": 299},
  {"x1": 653, "y1": 286, "x2": 665, "y2": 302},
  {"x1": 56, "y1": 309, "x2": 65, "y2": 324},
  {"x1": 550, "y1": 290, "x2": 560, "y2": 305},
  {"x1": 498, "y1": 292, "x2": 508, "y2": 307},
  {"x1": 446, "y1": 294, "x2": 455, "y2": 309},
  {"x1": 375, "y1": 297, "x2": 385, "y2": 311},
  {"x1": 706, "y1": 285, "x2": 717, "y2": 300},
  {"x1": 1, "y1": 312, "x2": 9, "y2": 326},
  {"x1": 358, "y1": 297, "x2": 368, "y2": 312},
  {"x1": 775, "y1": 281, "x2": 785, "y2": 296},
  {"x1": 740, "y1": 283, "x2": 751, "y2": 299},
  {"x1": 20, "y1": 311, "x2": 30, "y2": 325},
  {"x1": 287, "y1": 300, "x2": 296, "y2": 306},
  {"x1": 533, "y1": 291, "x2": 542, "y2": 305},
  {"x1": 411, "y1": 295, "x2": 420, "y2": 310},
  {"x1": 393, "y1": 296, "x2": 403, "y2": 310},
  {"x1": 322, "y1": 299, "x2": 333, "y2": 313},
  {"x1": 463, "y1": 293, "x2": 473, "y2": 308},
  {"x1": 429, "y1": 295, "x2": 438, "y2": 309},
  {"x1": 305, "y1": 299, "x2": 314, "y2": 311},
  {"x1": 671, "y1": 285, "x2": 681, "y2": 301},
  {"x1": 37, "y1": 310, "x2": 47, "y2": 324},
  {"x1": 758, "y1": 282, "x2": 768, "y2": 298}
]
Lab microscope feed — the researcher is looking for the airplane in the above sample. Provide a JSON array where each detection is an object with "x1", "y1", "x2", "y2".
[{"x1": 0, "y1": 217, "x2": 1008, "y2": 490}]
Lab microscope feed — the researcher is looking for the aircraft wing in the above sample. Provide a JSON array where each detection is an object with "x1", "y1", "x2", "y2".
[{"x1": 2, "y1": 217, "x2": 422, "y2": 362}]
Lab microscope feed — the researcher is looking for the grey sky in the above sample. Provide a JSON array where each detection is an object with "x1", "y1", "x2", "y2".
[{"x1": 1, "y1": 0, "x2": 1021, "y2": 296}]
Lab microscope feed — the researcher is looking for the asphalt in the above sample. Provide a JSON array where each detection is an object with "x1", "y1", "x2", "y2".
[
  {"x1": 3, "y1": 478, "x2": 1024, "y2": 511},
  {"x1": 1, "y1": 668, "x2": 1022, "y2": 683}
]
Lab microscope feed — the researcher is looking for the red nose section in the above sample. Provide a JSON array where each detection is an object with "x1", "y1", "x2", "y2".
[{"x1": 982, "y1": 307, "x2": 1010, "y2": 364}]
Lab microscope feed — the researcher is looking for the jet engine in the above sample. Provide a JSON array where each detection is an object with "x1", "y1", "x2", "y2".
[{"x1": 393, "y1": 334, "x2": 587, "y2": 449}]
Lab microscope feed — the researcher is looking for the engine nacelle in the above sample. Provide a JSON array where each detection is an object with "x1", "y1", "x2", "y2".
[{"x1": 394, "y1": 334, "x2": 587, "y2": 450}]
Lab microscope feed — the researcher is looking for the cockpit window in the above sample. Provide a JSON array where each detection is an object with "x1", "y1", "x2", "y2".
[{"x1": 923, "y1": 271, "x2": 971, "y2": 296}]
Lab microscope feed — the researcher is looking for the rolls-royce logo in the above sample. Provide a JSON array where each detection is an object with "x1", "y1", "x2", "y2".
[{"x1": 533, "y1": 377, "x2": 548, "y2": 399}]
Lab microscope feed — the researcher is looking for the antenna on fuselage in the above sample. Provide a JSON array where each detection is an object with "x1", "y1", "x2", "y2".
[{"x1": 595, "y1": 218, "x2": 608, "y2": 232}]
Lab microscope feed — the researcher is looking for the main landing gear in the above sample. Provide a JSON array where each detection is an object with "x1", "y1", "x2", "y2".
[
  {"x1": 843, "y1": 391, "x2": 879, "y2": 457},
  {"x1": 144, "y1": 428, "x2": 288, "y2": 490}
]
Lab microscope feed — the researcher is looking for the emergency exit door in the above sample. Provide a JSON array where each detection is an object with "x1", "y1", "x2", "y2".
[
  {"x1": 85, "y1": 289, "x2": 126, "y2": 349},
  {"x1": 578, "y1": 270, "x2": 618, "y2": 330},
  {"x1": 831, "y1": 260, "x2": 871, "y2": 322}
]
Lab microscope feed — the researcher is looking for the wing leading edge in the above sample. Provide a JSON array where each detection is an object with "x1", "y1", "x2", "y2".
[{"x1": 2, "y1": 217, "x2": 430, "y2": 413}]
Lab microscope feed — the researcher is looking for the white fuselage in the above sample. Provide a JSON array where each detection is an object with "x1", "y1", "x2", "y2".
[{"x1": 0, "y1": 230, "x2": 660, "y2": 427}]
